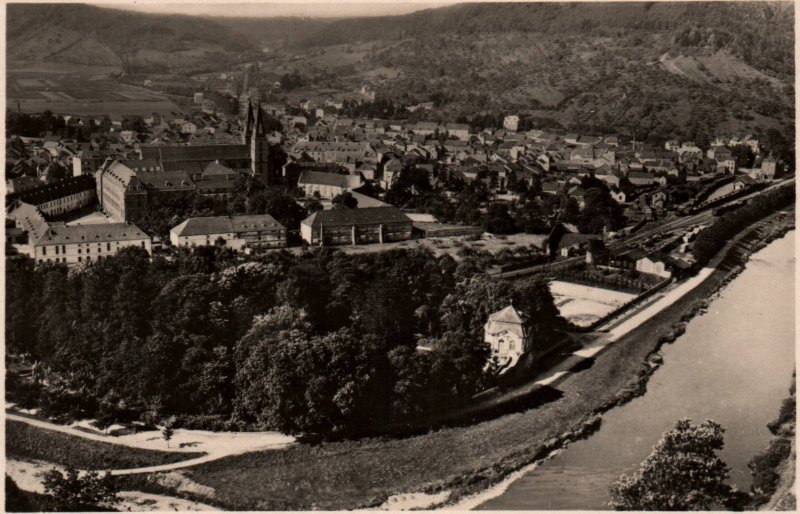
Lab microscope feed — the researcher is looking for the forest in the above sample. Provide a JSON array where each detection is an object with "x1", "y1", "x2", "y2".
[{"x1": 6, "y1": 245, "x2": 566, "y2": 437}]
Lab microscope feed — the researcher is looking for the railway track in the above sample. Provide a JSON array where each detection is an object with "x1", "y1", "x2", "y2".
[{"x1": 491, "y1": 178, "x2": 794, "y2": 279}]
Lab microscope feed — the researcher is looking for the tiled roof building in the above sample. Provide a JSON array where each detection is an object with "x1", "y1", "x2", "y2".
[{"x1": 300, "y1": 206, "x2": 412, "y2": 246}]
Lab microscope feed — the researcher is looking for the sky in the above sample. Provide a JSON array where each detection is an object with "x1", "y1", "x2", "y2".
[{"x1": 98, "y1": 1, "x2": 454, "y2": 18}]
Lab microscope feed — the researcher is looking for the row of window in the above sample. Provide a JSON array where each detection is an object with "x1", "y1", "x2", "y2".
[{"x1": 42, "y1": 241, "x2": 146, "y2": 256}]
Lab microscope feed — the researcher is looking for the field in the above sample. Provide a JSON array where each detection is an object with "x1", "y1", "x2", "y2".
[
  {"x1": 549, "y1": 281, "x2": 636, "y2": 327},
  {"x1": 6, "y1": 420, "x2": 205, "y2": 470},
  {"x1": 7, "y1": 70, "x2": 184, "y2": 117}
]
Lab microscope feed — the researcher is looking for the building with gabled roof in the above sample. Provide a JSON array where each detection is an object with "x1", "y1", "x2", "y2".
[
  {"x1": 484, "y1": 305, "x2": 532, "y2": 369},
  {"x1": 170, "y1": 214, "x2": 286, "y2": 252},
  {"x1": 300, "y1": 206, "x2": 412, "y2": 246},
  {"x1": 297, "y1": 170, "x2": 364, "y2": 199},
  {"x1": 23, "y1": 219, "x2": 151, "y2": 266},
  {"x1": 6, "y1": 175, "x2": 97, "y2": 219}
]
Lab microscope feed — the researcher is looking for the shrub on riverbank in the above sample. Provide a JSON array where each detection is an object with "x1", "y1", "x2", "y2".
[
  {"x1": 692, "y1": 184, "x2": 795, "y2": 267},
  {"x1": 749, "y1": 375, "x2": 795, "y2": 507},
  {"x1": 6, "y1": 420, "x2": 204, "y2": 470}
]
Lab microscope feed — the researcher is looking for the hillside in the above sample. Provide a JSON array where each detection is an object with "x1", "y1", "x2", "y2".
[
  {"x1": 6, "y1": 4, "x2": 253, "y2": 73},
  {"x1": 6, "y1": 2, "x2": 794, "y2": 145},
  {"x1": 258, "y1": 2, "x2": 794, "y2": 144}
]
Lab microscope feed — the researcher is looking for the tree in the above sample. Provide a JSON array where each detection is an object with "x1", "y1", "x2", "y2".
[
  {"x1": 610, "y1": 419, "x2": 749, "y2": 510},
  {"x1": 41, "y1": 467, "x2": 119, "y2": 511},
  {"x1": 162, "y1": 424, "x2": 174, "y2": 448},
  {"x1": 332, "y1": 192, "x2": 358, "y2": 209}
]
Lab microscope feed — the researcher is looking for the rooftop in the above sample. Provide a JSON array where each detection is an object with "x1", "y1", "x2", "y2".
[
  {"x1": 302, "y1": 206, "x2": 411, "y2": 228},
  {"x1": 171, "y1": 214, "x2": 285, "y2": 237}
]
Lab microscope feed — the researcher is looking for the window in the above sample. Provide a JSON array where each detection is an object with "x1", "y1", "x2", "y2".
[
  {"x1": 42, "y1": 247, "x2": 46, "y2": 256},
  {"x1": 141, "y1": 241, "x2": 146, "y2": 248},
  {"x1": 78, "y1": 257, "x2": 82, "y2": 262},
  {"x1": 62, "y1": 245, "x2": 65, "y2": 254},
  {"x1": 107, "y1": 243, "x2": 111, "y2": 251},
  {"x1": 55, "y1": 246, "x2": 60, "y2": 255},
  {"x1": 78, "y1": 248, "x2": 81, "y2": 254}
]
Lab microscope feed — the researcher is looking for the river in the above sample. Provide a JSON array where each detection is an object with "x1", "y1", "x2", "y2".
[{"x1": 479, "y1": 231, "x2": 796, "y2": 510}]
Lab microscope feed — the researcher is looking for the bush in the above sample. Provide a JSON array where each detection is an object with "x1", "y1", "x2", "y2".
[
  {"x1": 42, "y1": 467, "x2": 119, "y2": 511},
  {"x1": 749, "y1": 438, "x2": 792, "y2": 504}
]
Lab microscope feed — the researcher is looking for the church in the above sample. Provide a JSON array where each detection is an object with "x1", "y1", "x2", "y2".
[
  {"x1": 97, "y1": 97, "x2": 273, "y2": 223},
  {"x1": 139, "y1": 100, "x2": 272, "y2": 184}
]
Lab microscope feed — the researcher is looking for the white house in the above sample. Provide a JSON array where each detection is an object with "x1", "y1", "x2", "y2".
[
  {"x1": 484, "y1": 305, "x2": 531, "y2": 369},
  {"x1": 503, "y1": 115, "x2": 520, "y2": 132},
  {"x1": 297, "y1": 170, "x2": 364, "y2": 199},
  {"x1": 170, "y1": 214, "x2": 286, "y2": 252},
  {"x1": 635, "y1": 254, "x2": 672, "y2": 279}
]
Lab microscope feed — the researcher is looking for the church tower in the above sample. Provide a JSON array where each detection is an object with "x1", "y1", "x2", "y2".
[{"x1": 244, "y1": 103, "x2": 271, "y2": 184}]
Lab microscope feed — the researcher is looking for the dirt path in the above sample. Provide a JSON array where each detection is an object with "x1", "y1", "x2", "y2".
[
  {"x1": 6, "y1": 412, "x2": 295, "y2": 475},
  {"x1": 7, "y1": 459, "x2": 219, "y2": 511}
]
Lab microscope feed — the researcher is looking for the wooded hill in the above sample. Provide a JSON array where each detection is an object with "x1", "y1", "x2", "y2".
[{"x1": 7, "y1": 4, "x2": 251, "y2": 71}]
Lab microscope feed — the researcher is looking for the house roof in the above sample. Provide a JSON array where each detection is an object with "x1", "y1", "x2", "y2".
[
  {"x1": 348, "y1": 191, "x2": 388, "y2": 208},
  {"x1": 203, "y1": 161, "x2": 237, "y2": 176},
  {"x1": 486, "y1": 305, "x2": 527, "y2": 339},
  {"x1": 34, "y1": 222, "x2": 149, "y2": 246},
  {"x1": 171, "y1": 214, "x2": 284, "y2": 237},
  {"x1": 137, "y1": 171, "x2": 195, "y2": 191},
  {"x1": 7, "y1": 201, "x2": 48, "y2": 242},
  {"x1": 414, "y1": 121, "x2": 440, "y2": 130},
  {"x1": 302, "y1": 206, "x2": 411, "y2": 228},
  {"x1": 141, "y1": 144, "x2": 249, "y2": 162},
  {"x1": 7, "y1": 175, "x2": 96, "y2": 205},
  {"x1": 298, "y1": 170, "x2": 363, "y2": 189},
  {"x1": 488, "y1": 305, "x2": 525, "y2": 324},
  {"x1": 6, "y1": 175, "x2": 43, "y2": 194}
]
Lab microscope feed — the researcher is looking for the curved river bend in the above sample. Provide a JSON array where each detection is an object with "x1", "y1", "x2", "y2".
[{"x1": 479, "y1": 231, "x2": 796, "y2": 510}]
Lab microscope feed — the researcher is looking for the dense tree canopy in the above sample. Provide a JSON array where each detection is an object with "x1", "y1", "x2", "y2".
[
  {"x1": 6, "y1": 244, "x2": 563, "y2": 436},
  {"x1": 610, "y1": 419, "x2": 749, "y2": 510}
]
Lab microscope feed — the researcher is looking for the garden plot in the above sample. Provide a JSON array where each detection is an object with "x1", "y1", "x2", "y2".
[{"x1": 549, "y1": 281, "x2": 636, "y2": 327}]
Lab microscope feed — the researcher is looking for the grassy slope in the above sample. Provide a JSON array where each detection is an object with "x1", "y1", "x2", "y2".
[
  {"x1": 168, "y1": 211, "x2": 794, "y2": 511},
  {"x1": 6, "y1": 420, "x2": 205, "y2": 470}
]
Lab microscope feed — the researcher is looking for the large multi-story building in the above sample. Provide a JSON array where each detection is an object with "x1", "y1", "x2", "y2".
[
  {"x1": 32, "y1": 222, "x2": 151, "y2": 266},
  {"x1": 300, "y1": 206, "x2": 412, "y2": 246},
  {"x1": 170, "y1": 214, "x2": 286, "y2": 251},
  {"x1": 8, "y1": 201, "x2": 151, "y2": 266},
  {"x1": 6, "y1": 175, "x2": 96, "y2": 219},
  {"x1": 95, "y1": 160, "x2": 149, "y2": 222}
]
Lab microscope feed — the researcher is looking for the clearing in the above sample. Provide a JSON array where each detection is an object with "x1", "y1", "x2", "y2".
[{"x1": 549, "y1": 281, "x2": 635, "y2": 327}]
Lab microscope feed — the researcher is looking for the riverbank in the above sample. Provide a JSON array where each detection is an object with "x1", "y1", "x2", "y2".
[
  {"x1": 753, "y1": 377, "x2": 796, "y2": 511},
  {"x1": 6, "y1": 208, "x2": 792, "y2": 511},
  {"x1": 450, "y1": 208, "x2": 796, "y2": 509},
  {"x1": 116, "y1": 209, "x2": 793, "y2": 511}
]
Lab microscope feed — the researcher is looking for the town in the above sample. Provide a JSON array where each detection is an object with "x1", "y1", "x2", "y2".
[{"x1": 4, "y1": 2, "x2": 796, "y2": 513}]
